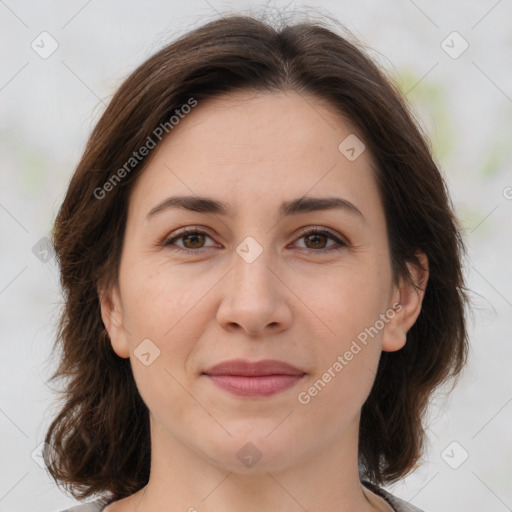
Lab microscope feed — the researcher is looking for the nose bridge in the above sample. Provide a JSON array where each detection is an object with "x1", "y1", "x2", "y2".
[
  {"x1": 231, "y1": 237, "x2": 277, "y2": 303},
  {"x1": 215, "y1": 234, "x2": 292, "y2": 335}
]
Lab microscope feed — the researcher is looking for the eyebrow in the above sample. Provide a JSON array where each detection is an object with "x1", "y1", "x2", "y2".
[{"x1": 146, "y1": 195, "x2": 365, "y2": 221}]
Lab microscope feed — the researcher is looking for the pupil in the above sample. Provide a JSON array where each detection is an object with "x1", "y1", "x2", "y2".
[
  {"x1": 308, "y1": 234, "x2": 326, "y2": 248},
  {"x1": 185, "y1": 234, "x2": 204, "y2": 248}
]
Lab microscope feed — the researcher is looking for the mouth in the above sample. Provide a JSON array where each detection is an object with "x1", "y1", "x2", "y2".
[{"x1": 202, "y1": 359, "x2": 306, "y2": 398}]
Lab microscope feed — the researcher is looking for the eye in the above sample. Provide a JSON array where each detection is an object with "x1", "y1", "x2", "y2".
[
  {"x1": 163, "y1": 227, "x2": 217, "y2": 251},
  {"x1": 292, "y1": 227, "x2": 347, "y2": 253},
  {"x1": 162, "y1": 226, "x2": 347, "y2": 254}
]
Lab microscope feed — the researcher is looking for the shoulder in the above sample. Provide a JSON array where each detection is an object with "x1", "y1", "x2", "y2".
[
  {"x1": 362, "y1": 480, "x2": 427, "y2": 512},
  {"x1": 58, "y1": 497, "x2": 111, "y2": 512}
]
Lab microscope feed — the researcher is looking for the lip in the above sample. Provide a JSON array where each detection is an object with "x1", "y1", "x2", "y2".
[
  {"x1": 203, "y1": 359, "x2": 306, "y2": 398},
  {"x1": 203, "y1": 359, "x2": 305, "y2": 377}
]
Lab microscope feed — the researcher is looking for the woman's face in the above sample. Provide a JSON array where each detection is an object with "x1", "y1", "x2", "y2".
[{"x1": 101, "y1": 90, "x2": 425, "y2": 474}]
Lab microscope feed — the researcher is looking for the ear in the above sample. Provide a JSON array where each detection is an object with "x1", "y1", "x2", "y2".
[
  {"x1": 382, "y1": 251, "x2": 429, "y2": 352},
  {"x1": 98, "y1": 284, "x2": 130, "y2": 358}
]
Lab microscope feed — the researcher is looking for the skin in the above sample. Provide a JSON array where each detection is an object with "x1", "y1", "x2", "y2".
[{"x1": 100, "y1": 90, "x2": 428, "y2": 512}]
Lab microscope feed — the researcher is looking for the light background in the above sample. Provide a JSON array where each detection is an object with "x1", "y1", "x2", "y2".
[{"x1": 0, "y1": 1, "x2": 511, "y2": 511}]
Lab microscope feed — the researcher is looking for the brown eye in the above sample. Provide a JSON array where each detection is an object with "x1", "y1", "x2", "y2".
[
  {"x1": 181, "y1": 232, "x2": 206, "y2": 249},
  {"x1": 294, "y1": 228, "x2": 346, "y2": 253},
  {"x1": 304, "y1": 232, "x2": 329, "y2": 249},
  {"x1": 163, "y1": 227, "x2": 346, "y2": 254},
  {"x1": 164, "y1": 229, "x2": 216, "y2": 252}
]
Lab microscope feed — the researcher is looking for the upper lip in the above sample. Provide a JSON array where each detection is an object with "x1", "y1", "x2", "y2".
[{"x1": 203, "y1": 359, "x2": 305, "y2": 377}]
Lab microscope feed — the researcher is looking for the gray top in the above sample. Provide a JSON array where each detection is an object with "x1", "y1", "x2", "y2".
[
  {"x1": 363, "y1": 481, "x2": 426, "y2": 511},
  {"x1": 59, "y1": 496, "x2": 111, "y2": 512},
  {"x1": 59, "y1": 481, "x2": 425, "y2": 512}
]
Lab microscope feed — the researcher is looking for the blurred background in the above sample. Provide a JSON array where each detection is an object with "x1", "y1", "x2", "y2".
[{"x1": 1, "y1": 1, "x2": 511, "y2": 511}]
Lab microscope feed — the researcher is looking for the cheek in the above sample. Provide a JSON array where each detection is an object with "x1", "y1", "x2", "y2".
[
  {"x1": 306, "y1": 260, "x2": 391, "y2": 345},
  {"x1": 120, "y1": 258, "x2": 212, "y2": 339},
  {"x1": 119, "y1": 259, "x2": 222, "y2": 399},
  {"x1": 297, "y1": 280, "x2": 385, "y2": 423},
  {"x1": 129, "y1": 358, "x2": 197, "y2": 440},
  {"x1": 297, "y1": 260, "x2": 390, "y2": 404},
  {"x1": 296, "y1": 352, "x2": 378, "y2": 444}
]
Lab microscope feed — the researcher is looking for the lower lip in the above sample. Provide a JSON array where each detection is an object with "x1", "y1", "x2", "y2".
[{"x1": 205, "y1": 374, "x2": 305, "y2": 397}]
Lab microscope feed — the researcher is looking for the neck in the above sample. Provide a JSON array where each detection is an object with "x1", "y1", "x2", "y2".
[{"x1": 125, "y1": 414, "x2": 385, "y2": 512}]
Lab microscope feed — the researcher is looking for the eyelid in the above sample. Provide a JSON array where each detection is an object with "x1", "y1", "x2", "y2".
[
  {"x1": 293, "y1": 226, "x2": 348, "y2": 246},
  {"x1": 162, "y1": 226, "x2": 219, "y2": 250}
]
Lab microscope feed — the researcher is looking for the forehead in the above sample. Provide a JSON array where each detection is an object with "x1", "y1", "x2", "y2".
[{"x1": 128, "y1": 90, "x2": 381, "y2": 220}]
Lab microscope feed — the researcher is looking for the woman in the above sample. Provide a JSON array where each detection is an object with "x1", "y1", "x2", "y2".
[{"x1": 45, "y1": 14, "x2": 469, "y2": 512}]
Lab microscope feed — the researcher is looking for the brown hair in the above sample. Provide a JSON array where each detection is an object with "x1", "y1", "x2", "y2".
[{"x1": 44, "y1": 14, "x2": 469, "y2": 500}]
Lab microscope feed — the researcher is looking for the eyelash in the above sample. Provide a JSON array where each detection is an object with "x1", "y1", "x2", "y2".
[{"x1": 161, "y1": 227, "x2": 347, "y2": 254}]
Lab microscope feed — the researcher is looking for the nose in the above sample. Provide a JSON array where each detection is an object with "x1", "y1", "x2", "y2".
[{"x1": 216, "y1": 248, "x2": 293, "y2": 337}]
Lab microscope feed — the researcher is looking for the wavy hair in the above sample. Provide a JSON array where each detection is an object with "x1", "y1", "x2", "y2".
[{"x1": 44, "y1": 14, "x2": 469, "y2": 500}]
